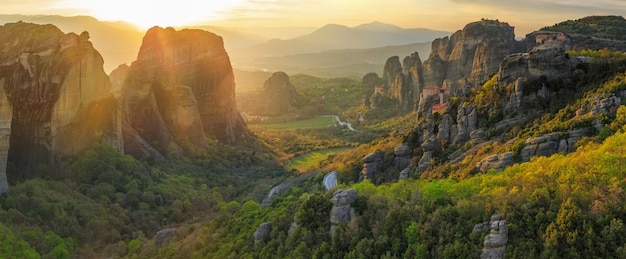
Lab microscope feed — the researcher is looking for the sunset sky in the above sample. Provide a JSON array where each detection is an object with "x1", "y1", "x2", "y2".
[{"x1": 3, "y1": 0, "x2": 626, "y2": 35}]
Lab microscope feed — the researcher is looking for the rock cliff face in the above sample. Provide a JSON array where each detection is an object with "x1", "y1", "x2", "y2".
[
  {"x1": 258, "y1": 71, "x2": 299, "y2": 116},
  {"x1": 497, "y1": 47, "x2": 579, "y2": 88},
  {"x1": 369, "y1": 20, "x2": 519, "y2": 114},
  {"x1": 119, "y1": 27, "x2": 247, "y2": 158},
  {"x1": 423, "y1": 20, "x2": 520, "y2": 92},
  {"x1": 372, "y1": 53, "x2": 424, "y2": 112},
  {"x1": 0, "y1": 22, "x2": 122, "y2": 189}
]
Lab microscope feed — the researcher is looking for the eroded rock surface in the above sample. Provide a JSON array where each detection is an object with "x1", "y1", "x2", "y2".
[
  {"x1": 119, "y1": 27, "x2": 247, "y2": 159},
  {"x1": 0, "y1": 22, "x2": 122, "y2": 189},
  {"x1": 254, "y1": 222, "x2": 272, "y2": 245},
  {"x1": 423, "y1": 20, "x2": 520, "y2": 92},
  {"x1": 481, "y1": 214, "x2": 508, "y2": 259},
  {"x1": 154, "y1": 228, "x2": 177, "y2": 248},
  {"x1": 258, "y1": 71, "x2": 299, "y2": 116},
  {"x1": 360, "y1": 152, "x2": 383, "y2": 180},
  {"x1": 330, "y1": 189, "x2": 359, "y2": 237}
]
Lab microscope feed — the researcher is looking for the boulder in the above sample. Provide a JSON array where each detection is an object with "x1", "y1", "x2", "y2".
[
  {"x1": 154, "y1": 228, "x2": 176, "y2": 248},
  {"x1": 470, "y1": 129, "x2": 487, "y2": 141},
  {"x1": 399, "y1": 167, "x2": 411, "y2": 180},
  {"x1": 254, "y1": 222, "x2": 272, "y2": 244},
  {"x1": 477, "y1": 152, "x2": 514, "y2": 172},
  {"x1": 520, "y1": 145, "x2": 536, "y2": 162},
  {"x1": 330, "y1": 189, "x2": 359, "y2": 237},
  {"x1": 394, "y1": 143, "x2": 411, "y2": 169},
  {"x1": 536, "y1": 141, "x2": 558, "y2": 157},
  {"x1": 416, "y1": 151, "x2": 433, "y2": 173},
  {"x1": 481, "y1": 214, "x2": 508, "y2": 259}
]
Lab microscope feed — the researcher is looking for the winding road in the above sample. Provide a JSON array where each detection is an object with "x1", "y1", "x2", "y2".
[
  {"x1": 321, "y1": 115, "x2": 356, "y2": 131},
  {"x1": 323, "y1": 171, "x2": 338, "y2": 190}
]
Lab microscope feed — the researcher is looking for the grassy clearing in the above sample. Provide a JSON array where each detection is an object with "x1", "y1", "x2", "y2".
[
  {"x1": 287, "y1": 147, "x2": 353, "y2": 172},
  {"x1": 252, "y1": 116, "x2": 335, "y2": 130}
]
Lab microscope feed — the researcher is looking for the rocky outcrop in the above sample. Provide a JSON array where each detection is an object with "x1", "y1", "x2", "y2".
[
  {"x1": 436, "y1": 114, "x2": 455, "y2": 142},
  {"x1": 0, "y1": 22, "x2": 122, "y2": 187},
  {"x1": 154, "y1": 228, "x2": 177, "y2": 248},
  {"x1": 521, "y1": 133, "x2": 560, "y2": 161},
  {"x1": 423, "y1": 20, "x2": 520, "y2": 93},
  {"x1": 258, "y1": 71, "x2": 299, "y2": 116},
  {"x1": 119, "y1": 27, "x2": 247, "y2": 159},
  {"x1": 330, "y1": 189, "x2": 359, "y2": 237},
  {"x1": 398, "y1": 167, "x2": 411, "y2": 180},
  {"x1": 360, "y1": 152, "x2": 383, "y2": 180},
  {"x1": 109, "y1": 64, "x2": 129, "y2": 99},
  {"x1": 254, "y1": 222, "x2": 272, "y2": 245},
  {"x1": 417, "y1": 135, "x2": 439, "y2": 173},
  {"x1": 372, "y1": 53, "x2": 424, "y2": 112},
  {"x1": 519, "y1": 129, "x2": 593, "y2": 162},
  {"x1": 576, "y1": 94, "x2": 622, "y2": 117},
  {"x1": 525, "y1": 31, "x2": 572, "y2": 51},
  {"x1": 477, "y1": 152, "x2": 514, "y2": 172},
  {"x1": 453, "y1": 106, "x2": 478, "y2": 145},
  {"x1": 362, "y1": 72, "x2": 380, "y2": 88},
  {"x1": 481, "y1": 214, "x2": 508, "y2": 259},
  {"x1": 497, "y1": 47, "x2": 580, "y2": 90},
  {"x1": 394, "y1": 143, "x2": 411, "y2": 169}
]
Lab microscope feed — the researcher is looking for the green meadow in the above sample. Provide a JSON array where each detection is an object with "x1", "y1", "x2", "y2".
[
  {"x1": 253, "y1": 116, "x2": 335, "y2": 130},
  {"x1": 287, "y1": 147, "x2": 353, "y2": 172}
]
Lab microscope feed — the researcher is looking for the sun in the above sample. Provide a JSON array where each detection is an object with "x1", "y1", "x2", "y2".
[{"x1": 84, "y1": 0, "x2": 245, "y2": 29}]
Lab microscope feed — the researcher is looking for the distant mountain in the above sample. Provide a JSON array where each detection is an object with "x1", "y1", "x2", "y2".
[
  {"x1": 232, "y1": 22, "x2": 450, "y2": 59},
  {"x1": 0, "y1": 15, "x2": 144, "y2": 73},
  {"x1": 179, "y1": 25, "x2": 316, "y2": 50},
  {"x1": 234, "y1": 42, "x2": 432, "y2": 78}
]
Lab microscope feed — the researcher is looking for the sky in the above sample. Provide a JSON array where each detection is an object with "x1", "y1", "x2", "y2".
[{"x1": 3, "y1": 0, "x2": 626, "y2": 36}]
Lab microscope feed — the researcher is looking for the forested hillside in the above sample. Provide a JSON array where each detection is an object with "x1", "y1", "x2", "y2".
[{"x1": 131, "y1": 109, "x2": 626, "y2": 258}]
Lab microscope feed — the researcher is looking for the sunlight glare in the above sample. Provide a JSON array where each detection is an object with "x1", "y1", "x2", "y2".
[{"x1": 83, "y1": 0, "x2": 245, "y2": 29}]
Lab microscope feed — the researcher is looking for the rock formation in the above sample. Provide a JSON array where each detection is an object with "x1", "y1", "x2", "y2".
[
  {"x1": 497, "y1": 47, "x2": 580, "y2": 89},
  {"x1": 452, "y1": 105, "x2": 478, "y2": 145},
  {"x1": 362, "y1": 72, "x2": 381, "y2": 89},
  {"x1": 253, "y1": 222, "x2": 272, "y2": 245},
  {"x1": 154, "y1": 228, "x2": 177, "y2": 248},
  {"x1": 394, "y1": 143, "x2": 411, "y2": 169},
  {"x1": 329, "y1": 189, "x2": 359, "y2": 237},
  {"x1": 520, "y1": 129, "x2": 593, "y2": 162},
  {"x1": 360, "y1": 152, "x2": 383, "y2": 180},
  {"x1": 258, "y1": 71, "x2": 299, "y2": 116},
  {"x1": 108, "y1": 63, "x2": 130, "y2": 99},
  {"x1": 118, "y1": 27, "x2": 247, "y2": 159},
  {"x1": 477, "y1": 152, "x2": 514, "y2": 172},
  {"x1": 525, "y1": 31, "x2": 572, "y2": 51},
  {"x1": 576, "y1": 93, "x2": 623, "y2": 117},
  {"x1": 423, "y1": 20, "x2": 520, "y2": 93},
  {"x1": 481, "y1": 214, "x2": 508, "y2": 259},
  {"x1": 0, "y1": 22, "x2": 122, "y2": 189},
  {"x1": 370, "y1": 52, "x2": 424, "y2": 112}
]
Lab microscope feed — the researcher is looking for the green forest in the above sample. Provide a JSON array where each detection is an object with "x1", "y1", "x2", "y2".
[{"x1": 3, "y1": 14, "x2": 626, "y2": 259}]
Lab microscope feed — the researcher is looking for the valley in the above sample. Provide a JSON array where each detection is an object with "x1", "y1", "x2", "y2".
[{"x1": 1, "y1": 10, "x2": 626, "y2": 259}]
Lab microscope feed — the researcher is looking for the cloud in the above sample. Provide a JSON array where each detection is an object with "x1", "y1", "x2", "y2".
[{"x1": 447, "y1": 0, "x2": 626, "y2": 14}]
